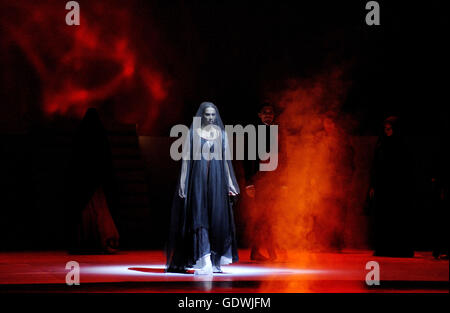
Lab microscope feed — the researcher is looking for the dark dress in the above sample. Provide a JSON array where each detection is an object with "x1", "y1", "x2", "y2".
[{"x1": 166, "y1": 128, "x2": 239, "y2": 272}]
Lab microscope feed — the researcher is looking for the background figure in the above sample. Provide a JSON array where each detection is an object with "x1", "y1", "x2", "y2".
[
  {"x1": 244, "y1": 103, "x2": 287, "y2": 261},
  {"x1": 166, "y1": 102, "x2": 239, "y2": 274},
  {"x1": 65, "y1": 108, "x2": 120, "y2": 254},
  {"x1": 367, "y1": 116, "x2": 414, "y2": 257},
  {"x1": 312, "y1": 114, "x2": 355, "y2": 251}
]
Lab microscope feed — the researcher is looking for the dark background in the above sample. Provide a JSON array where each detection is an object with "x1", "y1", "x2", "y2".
[{"x1": 0, "y1": 0, "x2": 448, "y2": 250}]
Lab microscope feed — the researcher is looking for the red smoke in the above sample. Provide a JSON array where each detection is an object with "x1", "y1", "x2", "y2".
[
  {"x1": 242, "y1": 68, "x2": 372, "y2": 291},
  {"x1": 1, "y1": 0, "x2": 169, "y2": 131}
]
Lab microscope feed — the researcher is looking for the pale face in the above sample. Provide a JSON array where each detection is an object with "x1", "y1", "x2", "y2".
[
  {"x1": 202, "y1": 107, "x2": 216, "y2": 126},
  {"x1": 258, "y1": 105, "x2": 274, "y2": 125},
  {"x1": 384, "y1": 123, "x2": 393, "y2": 137}
]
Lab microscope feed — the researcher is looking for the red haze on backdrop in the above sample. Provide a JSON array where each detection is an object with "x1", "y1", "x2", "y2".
[{"x1": 0, "y1": 0, "x2": 170, "y2": 133}]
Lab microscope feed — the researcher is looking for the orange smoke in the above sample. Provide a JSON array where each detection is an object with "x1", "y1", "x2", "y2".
[
  {"x1": 1, "y1": 0, "x2": 169, "y2": 131},
  {"x1": 245, "y1": 69, "x2": 371, "y2": 292}
]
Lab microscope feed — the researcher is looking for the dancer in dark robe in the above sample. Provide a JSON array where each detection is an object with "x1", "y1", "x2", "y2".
[
  {"x1": 368, "y1": 116, "x2": 414, "y2": 257},
  {"x1": 244, "y1": 103, "x2": 287, "y2": 261},
  {"x1": 166, "y1": 102, "x2": 239, "y2": 274},
  {"x1": 66, "y1": 108, "x2": 120, "y2": 254}
]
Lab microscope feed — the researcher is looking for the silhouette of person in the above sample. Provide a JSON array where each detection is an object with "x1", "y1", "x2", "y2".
[{"x1": 244, "y1": 103, "x2": 287, "y2": 261}]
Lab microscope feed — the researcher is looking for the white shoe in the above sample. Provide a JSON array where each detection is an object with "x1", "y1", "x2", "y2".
[
  {"x1": 194, "y1": 264, "x2": 213, "y2": 275},
  {"x1": 212, "y1": 265, "x2": 223, "y2": 273},
  {"x1": 194, "y1": 254, "x2": 213, "y2": 275}
]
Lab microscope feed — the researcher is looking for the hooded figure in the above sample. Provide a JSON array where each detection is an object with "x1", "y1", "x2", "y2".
[
  {"x1": 166, "y1": 102, "x2": 239, "y2": 274},
  {"x1": 368, "y1": 116, "x2": 414, "y2": 257}
]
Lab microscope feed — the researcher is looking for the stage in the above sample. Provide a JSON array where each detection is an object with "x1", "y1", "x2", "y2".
[{"x1": 0, "y1": 250, "x2": 447, "y2": 293}]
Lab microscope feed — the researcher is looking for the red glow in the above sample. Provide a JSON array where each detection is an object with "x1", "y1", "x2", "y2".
[
  {"x1": 142, "y1": 69, "x2": 167, "y2": 101},
  {"x1": 244, "y1": 69, "x2": 371, "y2": 292},
  {"x1": 1, "y1": 0, "x2": 169, "y2": 130}
]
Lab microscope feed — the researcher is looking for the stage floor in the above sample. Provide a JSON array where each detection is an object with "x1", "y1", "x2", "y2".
[{"x1": 0, "y1": 249, "x2": 448, "y2": 293}]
